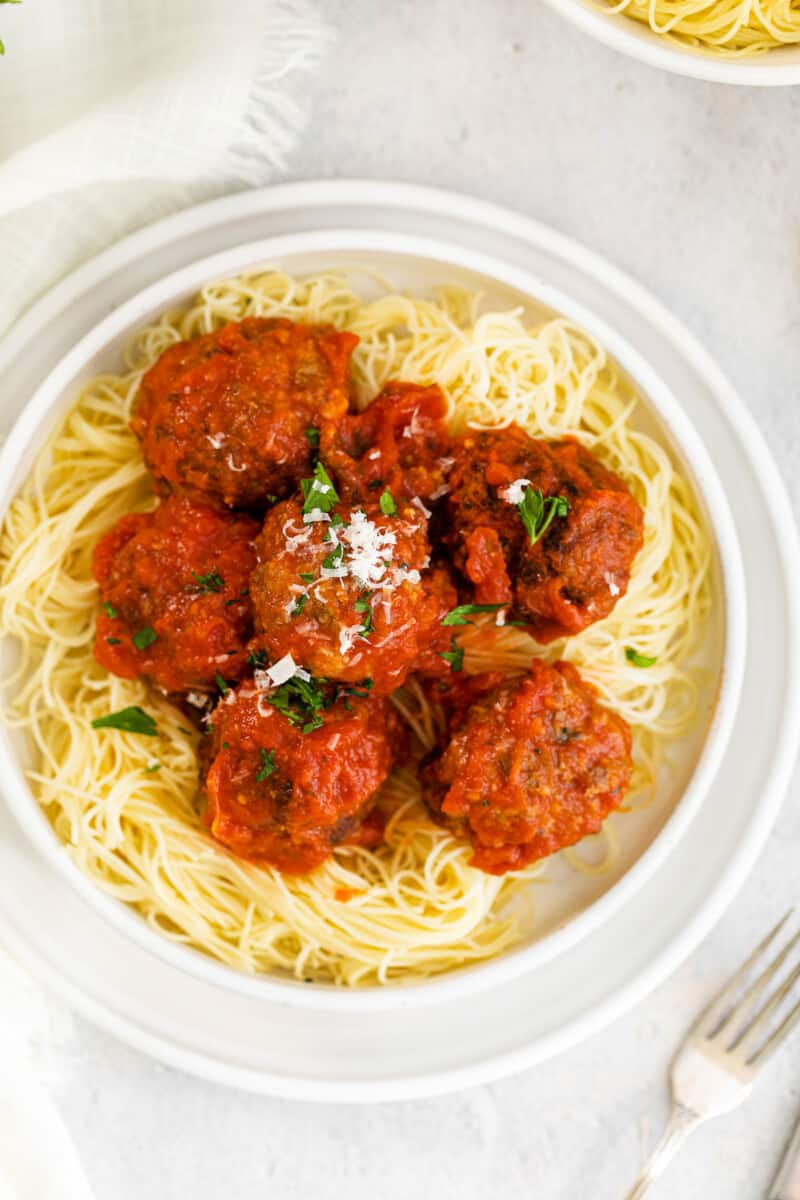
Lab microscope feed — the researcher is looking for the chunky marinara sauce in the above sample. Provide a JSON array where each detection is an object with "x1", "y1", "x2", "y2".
[{"x1": 422, "y1": 659, "x2": 633, "y2": 874}]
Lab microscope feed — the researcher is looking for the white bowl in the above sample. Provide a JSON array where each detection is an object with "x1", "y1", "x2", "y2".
[
  {"x1": 0, "y1": 227, "x2": 747, "y2": 1011},
  {"x1": 542, "y1": 0, "x2": 800, "y2": 86}
]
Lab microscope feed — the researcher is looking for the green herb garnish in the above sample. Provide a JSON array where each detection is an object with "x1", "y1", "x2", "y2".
[
  {"x1": 105, "y1": 637, "x2": 122, "y2": 646},
  {"x1": 440, "y1": 636, "x2": 464, "y2": 672},
  {"x1": 102, "y1": 601, "x2": 119, "y2": 619},
  {"x1": 625, "y1": 647, "x2": 658, "y2": 668},
  {"x1": 247, "y1": 648, "x2": 268, "y2": 669},
  {"x1": 267, "y1": 674, "x2": 328, "y2": 732},
  {"x1": 190, "y1": 569, "x2": 225, "y2": 594},
  {"x1": 255, "y1": 748, "x2": 276, "y2": 782},
  {"x1": 92, "y1": 706, "x2": 158, "y2": 737},
  {"x1": 292, "y1": 594, "x2": 308, "y2": 617},
  {"x1": 330, "y1": 512, "x2": 346, "y2": 528},
  {"x1": 299, "y1": 571, "x2": 315, "y2": 584},
  {"x1": 305, "y1": 427, "x2": 320, "y2": 449},
  {"x1": 132, "y1": 626, "x2": 157, "y2": 650},
  {"x1": 144, "y1": 761, "x2": 162, "y2": 774},
  {"x1": 301, "y1": 461, "x2": 339, "y2": 515},
  {"x1": 518, "y1": 487, "x2": 570, "y2": 546},
  {"x1": 354, "y1": 594, "x2": 374, "y2": 637},
  {"x1": 379, "y1": 489, "x2": 397, "y2": 517},
  {"x1": 215, "y1": 672, "x2": 229, "y2": 694},
  {"x1": 442, "y1": 603, "x2": 504, "y2": 627},
  {"x1": 322, "y1": 544, "x2": 344, "y2": 570}
]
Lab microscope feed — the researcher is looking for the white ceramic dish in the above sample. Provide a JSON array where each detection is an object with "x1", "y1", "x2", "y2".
[
  {"x1": 0, "y1": 229, "x2": 743, "y2": 1010},
  {"x1": 541, "y1": 0, "x2": 800, "y2": 86},
  {"x1": 0, "y1": 182, "x2": 797, "y2": 1099}
]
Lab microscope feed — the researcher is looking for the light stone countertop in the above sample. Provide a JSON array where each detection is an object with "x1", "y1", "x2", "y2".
[{"x1": 35, "y1": 2, "x2": 800, "y2": 1197}]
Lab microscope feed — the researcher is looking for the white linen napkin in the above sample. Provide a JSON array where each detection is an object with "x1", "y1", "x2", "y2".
[
  {"x1": 0, "y1": 0, "x2": 332, "y2": 336},
  {"x1": 0, "y1": 946, "x2": 93, "y2": 1200},
  {"x1": 0, "y1": 4, "x2": 331, "y2": 1193}
]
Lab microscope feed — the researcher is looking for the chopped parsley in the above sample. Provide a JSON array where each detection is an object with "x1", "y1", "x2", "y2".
[
  {"x1": 132, "y1": 626, "x2": 157, "y2": 650},
  {"x1": 247, "y1": 648, "x2": 268, "y2": 669},
  {"x1": 440, "y1": 636, "x2": 464, "y2": 672},
  {"x1": 144, "y1": 761, "x2": 162, "y2": 774},
  {"x1": 292, "y1": 594, "x2": 308, "y2": 617},
  {"x1": 330, "y1": 512, "x2": 346, "y2": 528},
  {"x1": 322, "y1": 544, "x2": 344, "y2": 570},
  {"x1": 190, "y1": 569, "x2": 225, "y2": 594},
  {"x1": 105, "y1": 637, "x2": 122, "y2": 646},
  {"x1": 305, "y1": 427, "x2": 321, "y2": 449},
  {"x1": 215, "y1": 672, "x2": 229, "y2": 695},
  {"x1": 354, "y1": 594, "x2": 374, "y2": 637},
  {"x1": 266, "y1": 674, "x2": 328, "y2": 734},
  {"x1": 102, "y1": 601, "x2": 119, "y2": 619},
  {"x1": 442, "y1": 603, "x2": 504, "y2": 627},
  {"x1": 379, "y1": 489, "x2": 397, "y2": 517},
  {"x1": 255, "y1": 748, "x2": 277, "y2": 781},
  {"x1": 518, "y1": 487, "x2": 570, "y2": 546},
  {"x1": 625, "y1": 647, "x2": 658, "y2": 668},
  {"x1": 301, "y1": 461, "x2": 339, "y2": 515},
  {"x1": 299, "y1": 571, "x2": 316, "y2": 584},
  {"x1": 91, "y1": 706, "x2": 158, "y2": 737}
]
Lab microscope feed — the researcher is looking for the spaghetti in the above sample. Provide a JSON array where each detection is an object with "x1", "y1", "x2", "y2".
[
  {"x1": 602, "y1": 0, "x2": 800, "y2": 55},
  {"x1": 0, "y1": 270, "x2": 711, "y2": 985}
]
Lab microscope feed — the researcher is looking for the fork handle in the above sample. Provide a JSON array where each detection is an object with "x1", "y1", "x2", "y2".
[{"x1": 623, "y1": 1102, "x2": 703, "y2": 1200}]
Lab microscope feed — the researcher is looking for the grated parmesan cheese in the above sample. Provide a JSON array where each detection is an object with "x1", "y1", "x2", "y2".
[
  {"x1": 206, "y1": 433, "x2": 225, "y2": 449},
  {"x1": 338, "y1": 624, "x2": 363, "y2": 655},
  {"x1": 499, "y1": 478, "x2": 531, "y2": 505},
  {"x1": 227, "y1": 454, "x2": 247, "y2": 473}
]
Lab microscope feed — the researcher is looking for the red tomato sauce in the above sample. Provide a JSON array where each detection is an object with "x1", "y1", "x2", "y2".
[
  {"x1": 422, "y1": 659, "x2": 633, "y2": 874},
  {"x1": 202, "y1": 683, "x2": 400, "y2": 873},
  {"x1": 93, "y1": 495, "x2": 258, "y2": 694},
  {"x1": 131, "y1": 318, "x2": 358, "y2": 509}
]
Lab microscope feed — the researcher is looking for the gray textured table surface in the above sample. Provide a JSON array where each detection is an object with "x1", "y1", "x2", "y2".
[{"x1": 35, "y1": 3, "x2": 800, "y2": 1197}]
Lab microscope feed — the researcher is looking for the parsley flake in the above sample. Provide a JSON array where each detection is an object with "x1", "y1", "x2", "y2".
[
  {"x1": 190, "y1": 569, "x2": 225, "y2": 594},
  {"x1": 132, "y1": 626, "x2": 157, "y2": 650},
  {"x1": 247, "y1": 648, "x2": 268, "y2": 669},
  {"x1": 92, "y1": 706, "x2": 158, "y2": 737},
  {"x1": 354, "y1": 594, "x2": 374, "y2": 637},
  {"x1": 292, "y1": 594, "x2": 308, "y2": 617},
  {"x1": 625, "y1": 647, "x2": 658, "y2": 668},
  {"x1": 305, "y1": 427, "x2": 321, "y2": 449},
  {"x1": 322, "y1": 543, "x2": 344, "y2": 570},
  {"x1": 102, "y1": 601, "x2": 119, "y2": 619},
  {"x1": 442, "y1": 603, "x2": 504, "y2": 627},
  {"x1": 379, "y1": 489, "x2": 397, "y2": 517},
  {"x1": 440, "y1": 636, "x2": 464, "y2": 672},
  {"x1": 255, "y1": 748, "x2": 277, "y2": 781},
  {"x1": 215, "y1": 672, "x2": 229, "y2": 694},
  {"x1": 299, "y1": 571, "x2": 315, "y2": 584},
  {"x1": 301, "y1": 461, "x2": 339, "y2": 515},
  {"x1": 518, "y1": 487, "x2": 570, "y2": 546},
  {"x1": 105, "y1": 637, "x2": 122, "y2": 646}
]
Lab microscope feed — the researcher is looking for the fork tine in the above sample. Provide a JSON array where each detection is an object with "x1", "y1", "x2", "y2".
[
  {"x1": 731, "y1": 958, "x2": 800, "y2": 1057},
  {"x1": 694, "y1": 909, "x2": 793, "y2": 1036},
  {"x1": 716, "y1": 927, "x2": 800, "y2": 1042},
  {"x1": 748, "y1": 993, "x2": 800, "y2": 1066}
]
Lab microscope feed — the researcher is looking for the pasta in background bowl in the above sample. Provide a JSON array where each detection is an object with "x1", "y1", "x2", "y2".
[{"x1": 541, "y1": 0, "x2": 800, "y2": 84}]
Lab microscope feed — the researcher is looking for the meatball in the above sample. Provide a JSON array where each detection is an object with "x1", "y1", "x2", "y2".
[
  {"x1": 131, "y1": 318, "x2": 358, "y2": 509},
  {"x1": 201, "y1": 679, "x2": 399, "y2": 873},
  {"x1": 249, "y1": 492, "x2": 457, "y2": 694},
  {"x1": 320, "y1": 380, "x2": 453, "y2": 504},
  {"x1": 444, "y1": 426, "x2": 644, "y2": 642},
  {"x1": 421, "y1": 659, "x2": 633, "y2": 875},
  {"x1": 93, "y1": 495, "x2": 258, "y2": 694}
]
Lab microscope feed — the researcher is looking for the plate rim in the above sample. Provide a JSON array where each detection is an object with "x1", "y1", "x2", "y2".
[{"x1": 0, "y1": 181, "x2": 798, "y2": 1099}]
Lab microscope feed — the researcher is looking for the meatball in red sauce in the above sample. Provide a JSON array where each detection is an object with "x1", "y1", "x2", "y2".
[
  {"x1": 202, "y1": 681, "x2": 400, "y2": 873},
  {"x1": 249, "y1": 493, "x2": 457, "y2": 695},
  {"x1": 444, "y1": 426, "x2": 644, "y2": 642},
  {"x1": 320, "y1": 381, "x2": 452, "y2": 505},
  {"x1": 93, "y1": 496, "x2": 258, "y2": 695},
  {"x1": 422, "y1": 658, "x2": 632, "y2": 875},
  {"x1": 131, "y1": 318, "x2": 358, "y2": 509}
]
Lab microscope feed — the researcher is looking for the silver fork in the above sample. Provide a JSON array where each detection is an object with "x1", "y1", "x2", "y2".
[{"x1": 625, "y1": 911, "x2": 800, "y2": 1199}]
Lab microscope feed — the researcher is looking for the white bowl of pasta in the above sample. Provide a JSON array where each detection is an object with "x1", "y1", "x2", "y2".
[
  {"x1": 0, "y1": 229, "x2": 746, "y2": 1010},
  {"x1": 542, "y1": 0, "x2": 800, "y2": 85}
]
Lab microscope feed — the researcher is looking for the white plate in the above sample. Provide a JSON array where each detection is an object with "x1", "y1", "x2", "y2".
[
  {"x1": 541, "y1": 0, "x2": 800, "y2": 86},
  {"x1": 0, "y1": 182, "x2": 797, "y2": 1098}
]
